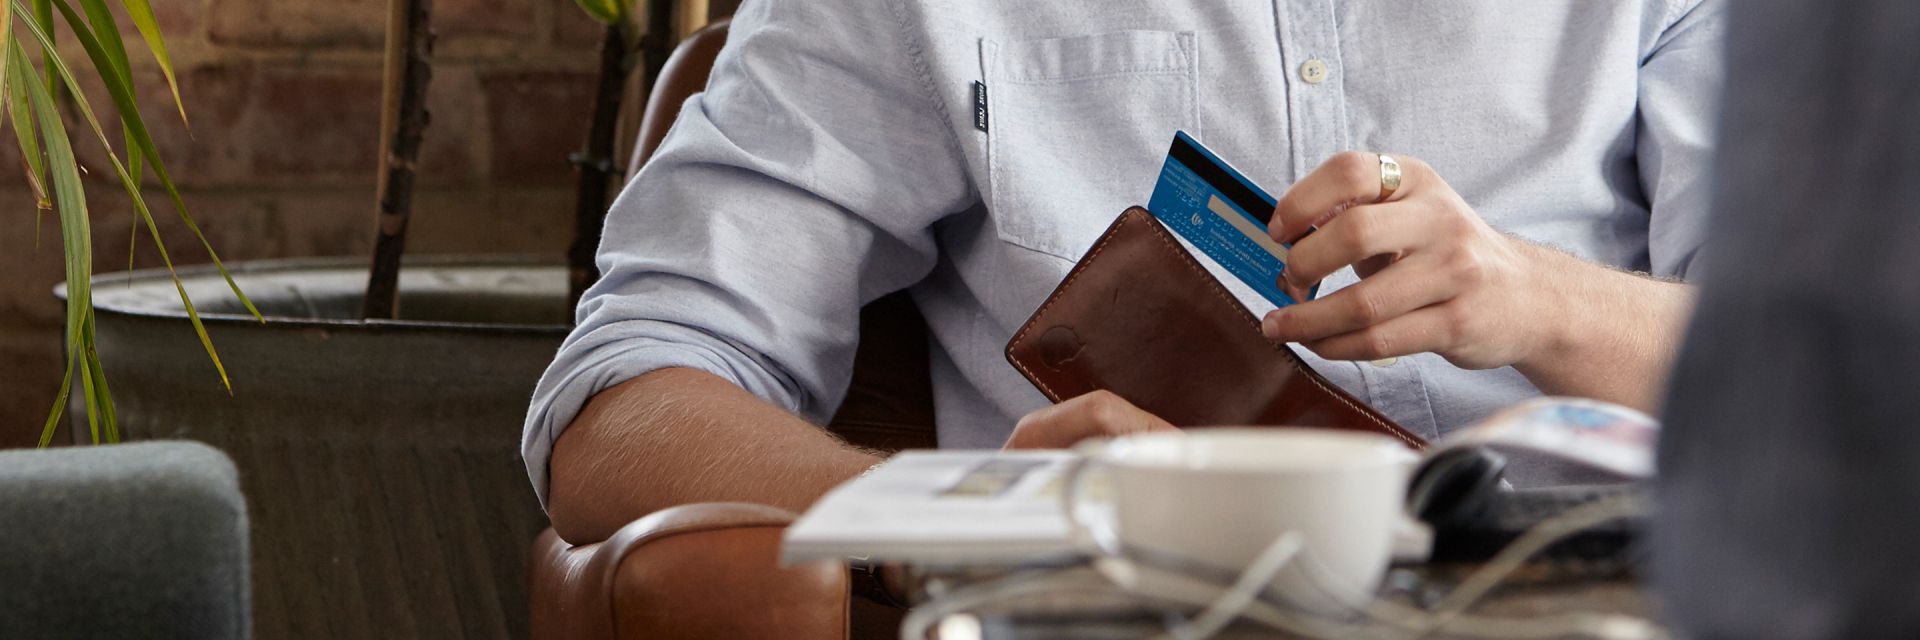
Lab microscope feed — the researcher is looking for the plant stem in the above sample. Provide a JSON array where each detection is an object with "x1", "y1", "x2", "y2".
[
  {"x1": 567, "y1": 24, "x2": 630, "y2": 308},
  {"x1": 363, "y1": 0, "x2": 434, "y2": 320}
]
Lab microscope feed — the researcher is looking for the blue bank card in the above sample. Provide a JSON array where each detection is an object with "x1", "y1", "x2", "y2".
[{"x1": 1146, "y1": 131, "x2": 1316, "y2": 308}]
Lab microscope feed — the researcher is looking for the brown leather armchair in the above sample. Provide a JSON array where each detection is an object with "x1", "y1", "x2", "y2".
[{"x1": 530, "y1": 20, "x2": 939, "y2": 640}]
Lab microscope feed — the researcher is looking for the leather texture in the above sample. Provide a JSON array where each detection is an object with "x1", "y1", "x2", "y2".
[
  {"x1": 530, "y1": 503, "x2": 848, "y2": 639},
  {"x1": 1007, "y1": 207, "x2": 1427, "y2": 448}
]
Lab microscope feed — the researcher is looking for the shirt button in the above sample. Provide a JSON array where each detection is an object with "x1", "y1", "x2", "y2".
[
  {"x1": 1299, "y1": 59, "x2": 1329, "y2": 84},
  {"x1": 1370, "y1": 357, "x2": 1398, "y2": 368}
]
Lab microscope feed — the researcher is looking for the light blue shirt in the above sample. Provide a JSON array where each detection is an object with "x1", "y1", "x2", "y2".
[{"x1": 523, "y1": 0, "x2": 1725, "y2": 502}]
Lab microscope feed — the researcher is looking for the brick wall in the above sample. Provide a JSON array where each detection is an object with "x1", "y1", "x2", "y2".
[{"x1": 0, "y1": 0, "x2": 625, "y2": 447}]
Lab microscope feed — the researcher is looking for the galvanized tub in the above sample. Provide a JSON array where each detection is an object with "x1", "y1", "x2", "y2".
[{"x1": 68, "y1": 256, "x2": 567, "y2": 639}]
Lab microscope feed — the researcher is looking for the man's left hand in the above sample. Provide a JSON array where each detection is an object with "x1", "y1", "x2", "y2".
[
  {"x1": 1260, "y1": 151, "x2": 1694, "y2": 411},
  {"x1": 1262, "y1": 151, "x2": 1559, "y2": 370}
]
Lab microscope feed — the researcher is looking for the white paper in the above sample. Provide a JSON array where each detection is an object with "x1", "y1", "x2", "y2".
[{"x1": 781, "y1": 451, "x2": 1082, "y2": 565}]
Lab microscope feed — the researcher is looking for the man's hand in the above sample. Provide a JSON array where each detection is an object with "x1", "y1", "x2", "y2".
[
  {"x1": 1260, "y1": 152, "x2": 1695, "y2": 410},
  {"x1": 1262, "y1": 152, "x2": 1550, "y2": 369},
  {"x1": 1004, "y1": 390, "x2": 1178, "y2": 449}
]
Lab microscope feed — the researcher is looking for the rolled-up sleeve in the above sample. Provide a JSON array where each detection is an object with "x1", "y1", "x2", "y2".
[
  {"x1": 521, "y1": 0, "x2": 973, "y2": 506},
  {"x1": 1638, "y1": 0, "x2": 1727, "y2": 278}
]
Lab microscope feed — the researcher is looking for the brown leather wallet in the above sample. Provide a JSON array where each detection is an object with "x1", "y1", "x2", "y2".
[{"x1": 1005, "y1": 207, "x2": 1427, "y2": 448}]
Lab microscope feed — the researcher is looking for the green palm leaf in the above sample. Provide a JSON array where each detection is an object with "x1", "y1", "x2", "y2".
[
  {"x1": 32, "y1": 0, "x2": 259, "y2": 323},
  {"x1": 11, "y1": 0, "x2": 239, "y2": 443},
  {"x1": 10, "y1": 38, "x2": 109, "y2": 444},
  {"x1": 572, "y1": 0, "x2": 625, "y2": 25},
  {"x1": 20, "y1": 0, "x2": 247, "y2": 398},
  {"x1": 116, "y1": 0, "x2": 186, "y2": 126}
]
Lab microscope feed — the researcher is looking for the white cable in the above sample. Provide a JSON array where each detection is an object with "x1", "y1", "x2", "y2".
[
  {"x1": 897, "y1": 569, "x2": 1111, "y2": 640},
  {"x1": 1402, "y1": 493, "x2": 1658, "y2": 640},
  {"x1": 1288, "y1": 493, "x2": 1663, "y2": 640},
  {"x1": 901, "y1": 491, "x2": 1663, "y2": 640},
  {"x1": 1147, "y1": 493, "x2": 1663, "y2": 640},
  {"x1": 1154, "y1": 531, "x2": 1303, "y2": 640}
]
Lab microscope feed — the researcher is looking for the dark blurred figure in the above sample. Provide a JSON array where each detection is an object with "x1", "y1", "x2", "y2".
[{"x1": 1657, "y1": 0, "x2": 1920, "y2": 637}]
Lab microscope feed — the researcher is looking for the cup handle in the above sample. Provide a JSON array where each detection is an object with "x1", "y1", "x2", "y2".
[{"x1": 1059, "y1": 444, "x2": 1122, "y2": 556}]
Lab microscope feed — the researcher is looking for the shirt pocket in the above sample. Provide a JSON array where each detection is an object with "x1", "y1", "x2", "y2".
[{"x1": 984, "y1": 30, "x2": 1198, "y2": 261}]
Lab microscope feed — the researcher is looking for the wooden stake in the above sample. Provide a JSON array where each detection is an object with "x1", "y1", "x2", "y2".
[
  {"x1": 567, "y1": 24, "x2": 632, "y2": 308},
  {"x1": 363, "y1": 0, "x2": 435, "y2": 320}
]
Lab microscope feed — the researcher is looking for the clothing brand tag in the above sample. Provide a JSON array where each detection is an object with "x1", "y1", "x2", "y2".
[{"x1": 972, "y1": 81, "x2": 989, "y2": 132}]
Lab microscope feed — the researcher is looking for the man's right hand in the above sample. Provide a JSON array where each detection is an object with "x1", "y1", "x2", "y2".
[{"x1": 1003, "y1": 390, "x2": 1179, "y2": 450}]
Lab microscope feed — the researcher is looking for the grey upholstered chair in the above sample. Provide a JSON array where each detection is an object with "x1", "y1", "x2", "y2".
[{"x1": 0, "y1": 441, "x2": 251, "y2": 639}]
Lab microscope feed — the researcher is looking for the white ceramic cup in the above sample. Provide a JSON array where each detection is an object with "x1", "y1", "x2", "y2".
[{"x1": 1060, "y1": 428, "x2": 1418, "y2": 614}]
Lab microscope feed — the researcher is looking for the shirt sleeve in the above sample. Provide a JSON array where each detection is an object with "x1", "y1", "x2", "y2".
[
  {"x1": 520, "y1": 0, "x2": 975, "y2": 507},
  {"x1": 1638, "y1": 0, "x2": 1728, "y2": 278}
]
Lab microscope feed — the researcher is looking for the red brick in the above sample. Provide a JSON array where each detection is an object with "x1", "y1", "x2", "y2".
[
  {"x1": 47, "y1": 61, "x2": 247, "y2": 190},
  {"x1": 407, "y1": 186, "x2": 572, "y2": 255},
  {"x1": 208, "y1": 0, "x2": 385, "y2": 48},
  {"x1": 225, "y1": 188, "x2": 377, "y2": 257},
  {"x1": 91, "y1": 190, "x2": 283, "y2": 272},
  {"x1": 440, "y1": 0, "x2": 537, "y2": 40},
  {"x1": 246, "y1": 66, "x2": 380, "y2": 177},
  {"x1": 245, "y1": 64, "x2": 475, "y2": 185},
  {"x1": 479, "y1": 70, "x2": 597, "y2": 186},
  {"x1": 27, "y1": 1, "x2": 196, "y2": 53},
  {"x1": 419, "y1": 64, "x2": 486, "y2": 185},
  {"x1": 0, "y1": 198, "x2": 75, "y2": 332},
  {"x1": 98, "y1": 0, "x2": 202, "y2": 44},
  {"x1": 116, "y1": 63, "x2": 253, "y2": 189},
  {"x1": 553, "y1": 4, "x2": 610, "y2": 50},
  {"x1": 145, "y1": 0, "x2": 200, "y2": 39},
  {"x1": 0, "y1": 331, "x2": 63, "y2": 449}
]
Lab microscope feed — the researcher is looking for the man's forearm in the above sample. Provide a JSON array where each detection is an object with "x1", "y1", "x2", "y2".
[
  {"x1": 546, "y1": 367, "x2": 882, "y2": 544},
  {"x1": 1513, "y1": 244, "x2": 1698, "y2": 412}
]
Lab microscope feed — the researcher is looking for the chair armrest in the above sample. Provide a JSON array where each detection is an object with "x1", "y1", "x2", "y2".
[
  {"x1": 531, "y1": 502, "x2": 849, "y2": 640},
  {"x1": 0, "y1": 441, "x2": 249, "y2": 640}
]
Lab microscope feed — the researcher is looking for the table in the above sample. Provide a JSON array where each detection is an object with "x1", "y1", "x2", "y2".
[{"x1": 907, "y1": 560, "x2": 1655, "y2": 639}]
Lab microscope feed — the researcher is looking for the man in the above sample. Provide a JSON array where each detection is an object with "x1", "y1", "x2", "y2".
[{"x1": 527, "y1": 0, "x2": 1723, "y2": 543}]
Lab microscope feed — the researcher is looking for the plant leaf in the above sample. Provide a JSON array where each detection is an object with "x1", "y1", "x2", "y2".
[
  {"x1": 78, "y1": 0, "x2": 128, "y2": 83},
  {"x1": 116, "y1": 0, "x2": 184, "y2": 126},
  {"x1": 82, "y1": 308, "x2": 117, "y2": 442},
  {"x1": 29, "y1": 0, "x2": 51, "y2": 95},
  {"x1": 78, "y1": 356, "x2": 99, "y2": 444},
  {"x1": 21, "y1": 4, "x2": 238, "y2": 392},
  {"x1": 75, "y1": 0, "x2": 145, "y2": 271},
  {"x1": 12, "y1": 38, "x2": 93, "y2": 442},
  {"x1": 3, "y1": 16, "x2": 49, "y2": 212},
  {"x1": 33, "y1": 0, "x2": 261, "y2": 326},
  {"x1": 572, "y1": 0, "x2": 622, "y2": 24},
  {"x1": 37, "y1": 348, "x2": 76, "y2": 447}
]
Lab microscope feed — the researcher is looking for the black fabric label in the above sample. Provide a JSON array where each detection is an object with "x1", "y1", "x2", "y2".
[{"x1": 972, "y1": 81, "x2": 989, "y2": 132}]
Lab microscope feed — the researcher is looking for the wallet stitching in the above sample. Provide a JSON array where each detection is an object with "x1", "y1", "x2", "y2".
[
  {"x1": 1008, "y1": 217, "x2": 1134, "y2": 404},
  {"x1": 1011, "y1": 210, "x2": 1422, "y2": 448}
]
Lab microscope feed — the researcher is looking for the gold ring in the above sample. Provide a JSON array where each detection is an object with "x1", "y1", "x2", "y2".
[{"x1": 1376, "y1": 154, "x2": 1402, "y2": 202}]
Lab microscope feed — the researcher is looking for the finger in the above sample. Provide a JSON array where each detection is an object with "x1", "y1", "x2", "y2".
[
  {"x1": 1263, "y1": 253, "x2": 1457, "y2": 343},
  {"x1": 1281, "y1": 199, "x2": 1432, "y2": 289},
  {"x1": 1009, "y1": 398, "x2": 1104, "y2": 448},
  {"x1": 1271, "y1": 152, "x2": 1427, "y2": 243},
  {"x1": 1077, "y1": 390, "x2": 1176, "y2": 436},
  {"x1": 1296, "y1": 305, "x2": 1457, "y2": 362},
  {"x1": 1008, "y1": 391, "x2": 1171, "y2": 449}
]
